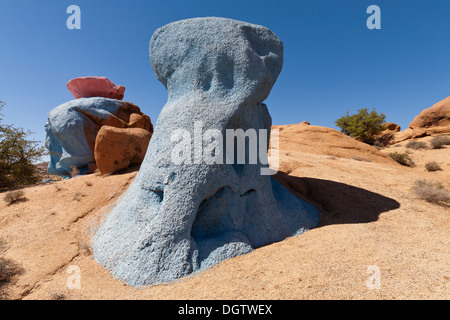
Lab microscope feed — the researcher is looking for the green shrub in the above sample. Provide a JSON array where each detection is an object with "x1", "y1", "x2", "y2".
[
  {"x1": 411, "y1": 179, "x2": 450, "y2": 204},
  {"x1": 425, "y1": 161, "x2": 442, "y2": 172},
  {"x1": 0, "y1": 101, "x2": 47, "y2": 189},
  {"x1": 388, "y1": 152, "x2": 414, "y2": 167},
  {"x1": 335, "y1": 108, "x2": 386, "y2": 144}
]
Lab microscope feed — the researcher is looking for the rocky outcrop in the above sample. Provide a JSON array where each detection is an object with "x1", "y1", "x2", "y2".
[
  {"x1": 409, "y1": 96, "x2": 450, "y2": 130},
  {"x1": 273, "y1": 123, "x2": 396, "y2": 164},
  {"x1": 391, "y1": 96, "x2": 450, "y2": 144},
  {"x1": 45, "y1": 97, "x2": 153, "y2": 176},
  {"x1": 382, "y1": 122, "x2": 401, "y2": 133},
  {"x1": 67, "y1": 76, "x2": 126, "y2": 100},
  {"x1": 93, "y1": 17, "x2": 319, "y2": 287},
  {"x1": 94, "y1": 126, "x2": 152, "y2": 175},
  {"x1": 372, "y1": 122, "x2": 401, "y2": 147}
]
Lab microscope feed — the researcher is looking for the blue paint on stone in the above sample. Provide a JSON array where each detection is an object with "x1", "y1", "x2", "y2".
[
  {"x1": 92, "y1": 17, "x2": 319, "y2": 287},
  {"x1": 45, "y1": 97, "x2": 123, "y2": 176}
]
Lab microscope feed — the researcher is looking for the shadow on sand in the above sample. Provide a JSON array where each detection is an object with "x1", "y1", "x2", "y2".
[{"x1": 273, "y1": 171, "x2": 401, "y2": 227}]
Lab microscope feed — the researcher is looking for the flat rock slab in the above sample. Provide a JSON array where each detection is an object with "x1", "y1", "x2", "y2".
[{"x1": 67, "y1": 76, "x2": 126, "y2": 100}]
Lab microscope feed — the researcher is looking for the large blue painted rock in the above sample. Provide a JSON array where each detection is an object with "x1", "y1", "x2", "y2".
[
  {"x1": 45, "y1": 98, "x2": 152, "y2": 176},
  {"x1": 92, "y1": 17, "x2": 319, "y2": 286}
]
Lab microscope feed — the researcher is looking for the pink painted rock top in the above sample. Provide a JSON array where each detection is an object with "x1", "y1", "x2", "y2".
[{"x1": 67, "y1": 76, "x2": 126, "y2": 100}]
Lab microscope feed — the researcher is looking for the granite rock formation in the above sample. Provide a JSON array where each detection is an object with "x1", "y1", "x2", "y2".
[
  {"x1": 93, "y1": 17, "x2": 319, "y2": 286},
  {"x1": 45, "y1": 97, "x2": 152, "y2": 176},
  {"x1": 94, "y1": 126, "x2": 152, "y2": 175}
]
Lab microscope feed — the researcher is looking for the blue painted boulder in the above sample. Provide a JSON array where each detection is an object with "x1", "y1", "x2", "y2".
[
  {"x1": 92, "y1": 17, "x2": 319, "y2": 286},
  {"x1": 45, "y1": 97, "x2": 152, "y2": 176}
]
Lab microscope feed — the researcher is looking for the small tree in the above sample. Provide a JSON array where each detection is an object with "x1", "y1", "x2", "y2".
[
  {"x1": 0, "y1": 101, "x2": 47, "y2": 189},
  {"x1": 335, "y1": 108, "x2": 386, "y2": 144}
]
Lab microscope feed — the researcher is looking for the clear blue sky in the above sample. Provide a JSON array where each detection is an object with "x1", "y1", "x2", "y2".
[{"x1": 1, "y1": 0, "x2": 450, "y2": 145}]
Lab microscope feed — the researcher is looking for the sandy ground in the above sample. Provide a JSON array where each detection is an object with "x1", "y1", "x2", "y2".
[{"x1": 0, "y1": 131, "x2": 448, "y2": 300}]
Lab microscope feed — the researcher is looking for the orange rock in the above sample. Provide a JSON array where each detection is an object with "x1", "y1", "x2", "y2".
[
  {"x1": 272, "y1": 123, "x2": 395, "y2": 164},
  {"x1": 391, "y1": 96, "x2": 450, "y2": 144},
  {"x1": 94, "y1": 126, "x2": 152, "y2": 175},
  {"x1": 383, "y1": 122, "x2": 401, "y2": 132},
  {"x1": 409, "y1": 96, "x2": 450, "y2": 131}
]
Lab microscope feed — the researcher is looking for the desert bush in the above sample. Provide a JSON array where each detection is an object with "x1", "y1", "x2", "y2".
[
  {"x1": 335, "y1": 108, "x2": 386, "y2": 144},
  {"x1": 388, "y1": 152, "x2": 414, "y2": 167},
  {"x1": 430, "y1": 135, "x2": 450, "y2": 149},
  {"x1": 406, "y1": 140, "x2": 428, "y2": 150},
  {"x1": 0, "y1": 101, "x2": 47, "y2": 189},
  {"x1": 425, "y1": 161, "x2": 442, "y2": 172},
  {"x1": 0, "y1": 237, "x2": 24, "y2": 299},
  {"x1": 50, "y1": 292, "x2": 66, "y2": 300},
  {"x1": 411, "y1": 179, "x2": 450, "y2": 205},
  {"x1": 0, "y1": 256, "x2": 24, "y2": 299},
  {"x1": 3, "y1": 190, "x2": 26, "y2": 204}
]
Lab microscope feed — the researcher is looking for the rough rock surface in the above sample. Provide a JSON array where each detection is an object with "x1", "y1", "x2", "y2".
[
  {"x1": 94, "y1": 126, "x2": 152, "y2": 175},
  {"x1": 391, "y1": 96, "x2": 450, "y2": 143},
  {"x1": 372, "y1": 122, "x2": 401, "y2": 146},
  {"x1": 92, "y1": 17, "x2": 319, "y2": 287},
  {"x1": 45, "y1": 97, "x2": 152, "y2": 176},
  {"x1": 273, "y1": 123, "x2": 396, "y2": 164},
  {"x1": 409, "y1": 96, "x2": 450, "y2": 130},
  {"x1": 383, "y1": 122, "x2": 401, "y2": 132},
  {"x1": 67, "y1": 77, "x2": 126, "y2": 100}
]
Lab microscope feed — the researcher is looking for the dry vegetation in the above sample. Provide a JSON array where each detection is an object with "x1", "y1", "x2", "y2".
[
  {"x1": 387, "y1": 152, "x2": 415, "y2": 167},
  {"x1": 3, "y1": 190, "x2": 26, "y2": 205},
  {"x1": 406, "y1": 140, "x2": 428, "y2": 150},
  {"x1": 425, "y1": 161, "x2": 442, "y2": 172},
  {"x1": 0, "y1": 237, "x2": 24, "y2": 300},
  {"x1": 430, "y1": 135, "x2": 450, "y2": 149},
  {"x1": 411, "y1": 179, "x2": 450, "y2": 205}
]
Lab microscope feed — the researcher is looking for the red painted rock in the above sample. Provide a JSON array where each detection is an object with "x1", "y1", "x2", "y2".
[
  {"x1": 67, "y1": 76, "x2": 126, "y2": 100},
  {"x1": 94, "y1": 126, "x2": 152, "y2": 175}
]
